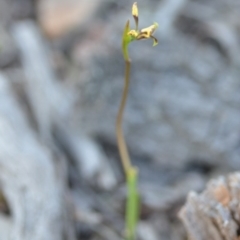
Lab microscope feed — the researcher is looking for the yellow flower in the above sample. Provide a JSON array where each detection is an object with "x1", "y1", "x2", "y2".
[
  {"x1": 132, "y1": 2, "x2": 139, "y2": 30},
  {"x1": 128, "y1": 2, "x2": 158, "y2": 46},
  {"x1": 132, "y1": 2, "x2": 138, "y2": 19}
]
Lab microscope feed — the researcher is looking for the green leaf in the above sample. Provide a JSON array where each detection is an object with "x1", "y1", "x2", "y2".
[{"x1": 122, "y1": 20, "x2": 131, "y2": 61}]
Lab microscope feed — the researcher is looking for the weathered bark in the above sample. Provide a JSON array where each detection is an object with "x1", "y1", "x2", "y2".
[
  {"x1": 179, "y1": 172, "x2": 240, "y2": 240},
  {"x1": 0, "y1": 73, "x2": 64, "y2": 240},
  {"x1": 12, "y1": 20, "x2": 117, "y2": 191},
  {"x1": 12, "y1": 21, "x2": 74, "y2": 139}
]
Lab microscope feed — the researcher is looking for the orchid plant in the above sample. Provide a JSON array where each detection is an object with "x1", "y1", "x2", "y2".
[{"x1": 116, "y1": 2, "x2": 158, "y2": 240}]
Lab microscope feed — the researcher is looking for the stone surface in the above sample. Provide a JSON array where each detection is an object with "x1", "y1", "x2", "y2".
[{"x1": 37, "y1": 0, "x2": 103, "y2": 38}]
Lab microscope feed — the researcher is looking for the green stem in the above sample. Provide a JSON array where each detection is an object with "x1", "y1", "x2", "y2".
[
  {"x1": 116, "y1": 59, "x2": 132, "y2": 175},
  {"x1": 126, "y1": 168, "x2": 139, "y2": 240},
  {"x1": 116, "y1": 58, "x2": 139, "y2": 240},
  {"x1": 115, "y1": 19, "x2": 139, "y2": 240}
]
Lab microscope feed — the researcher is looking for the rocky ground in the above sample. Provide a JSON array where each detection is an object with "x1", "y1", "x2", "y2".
[{"x1": 0, "y1": 0, "x2": 240, "y2": 239}]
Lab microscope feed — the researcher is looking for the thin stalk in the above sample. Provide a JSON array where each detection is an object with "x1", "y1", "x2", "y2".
[
  {"x1": 116, "y1": 58, "x2": 139, "y2": 240},
  {"x1": 117, "y1": 19, "x2": 141, "y2": 240},
  {"x1": 116, "y1": 59, "x2": 132, "y2": 175}
]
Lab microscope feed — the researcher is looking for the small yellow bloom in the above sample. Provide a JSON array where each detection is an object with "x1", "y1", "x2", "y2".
[
  {"x1": 128, "y1": 30, "x2": 138, "y2": 38},
  {"x1": 137, "y1": 22, "x2": 158, "y2": 46},
  {"x1": 127, "y1": 2, "x2": 158, "y2": 46},
  {"x1": 132, "y1": 2, "x2": 139, "y2": 30},
  {"x1": 132, "y1": 2, "x2": 138, "y2": 18},
  {"x1": 138, "y1": 22, "x2": 158, "y2": 38}
]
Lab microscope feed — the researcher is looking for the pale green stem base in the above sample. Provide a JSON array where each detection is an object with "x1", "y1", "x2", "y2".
[{"x1": 116, "y1": 58, "x2": 140, "y2": 240}]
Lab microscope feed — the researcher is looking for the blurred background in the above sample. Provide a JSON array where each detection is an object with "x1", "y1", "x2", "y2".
[{"x1": 0, "y1": 0, "x2": 240, "y2": 239}]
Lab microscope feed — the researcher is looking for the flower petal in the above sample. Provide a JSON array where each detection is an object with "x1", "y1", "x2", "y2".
[
  {"x1": 128, "y1": 30, "x2": 138, "y2": 39},
  {"x1": 132, "y1": 2, "x2": 139, "y2": 30},
  {"x1": 136, "y1": 32, "x2": 149, "y2": 40},
  {"x1": 151, "y1": 36, "x2": 158, "y2": 46},
  {"x1": 140, "y1": 22, "x2": 158, "y2": 37}
]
